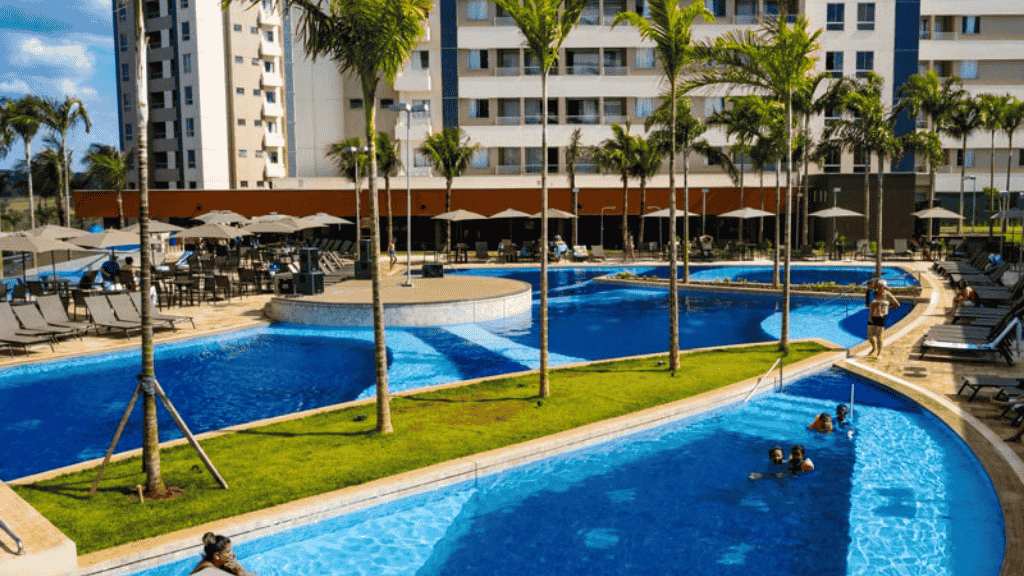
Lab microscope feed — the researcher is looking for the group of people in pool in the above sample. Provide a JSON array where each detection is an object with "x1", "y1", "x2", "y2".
[{"x1": 749, "y1": 404, "x2": 853, "y2": 480}]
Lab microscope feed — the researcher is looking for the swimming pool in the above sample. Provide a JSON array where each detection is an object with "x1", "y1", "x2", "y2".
[
  {"x1": 124, "y1": 368, "x2": 1004, "y2": 576},
  {"x1": 655, "y1": 264, "x2": 919, "y2": 287},
  {"x1": 0, "y1": 267, "x2": 914, "y2": 480}
]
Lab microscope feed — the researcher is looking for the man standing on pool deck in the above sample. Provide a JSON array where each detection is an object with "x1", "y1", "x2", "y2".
[{"x1": 865, "y1": 278, "x2": 900, "y2": 357}]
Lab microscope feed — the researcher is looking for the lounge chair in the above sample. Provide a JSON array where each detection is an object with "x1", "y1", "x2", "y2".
[
  {"x1": 919, "y1": 315, "x2": 1021, "y2": 366},
  {"x1": 973, "y1": 274, "x2": 1024, "y2": 306},
  {"x1": 83, "y1": 295, "x2": 142, "y2": 336},
  {"x1": 948, "y1": 262, "x2": 1009, "y2": 288},
  {"x1": 0, "y1": 324, "x2": 53, "y2": 354},
  {"x1": 589, "y1": 245, "x2": 607, "y2": 262},
  {"x1": 475, "y1": 242, "x2": 489, "y2": 261},
  {"x1": 11, "y1": 303, "x2": 81, "y2": 341},
  {"x1": 892, "y1": 239, "x2": 913, "y2": 260},
  {"x1": 35, "y1": 295, "x2": 96, "y2": 336},
  {"x1": 573, "y1": 245, "x2": 589, "y2": 262},
  {"x1": 0, "y1": 302, "x2": 58, "y2": 339},
  {"x1": 128, "y1": 291, "x2": 196, "y2": 329},
  {"x1": 957, "y1": 375, "x2": 1024, "y2": 402},
  {"x1": 108, "y1": 292, "x2": 177, "y2": 331}
]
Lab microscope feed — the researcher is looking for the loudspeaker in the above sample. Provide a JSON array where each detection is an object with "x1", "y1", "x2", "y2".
[
  {"x1": 298, "y1": 247, "x2": 320, "y2": 273},
  {"x1": 295, "y1": 271, "x2": 325, "y2": 295},
  {"x1": 422, "y1": 263, "x2": 444, "y2": 278},
  {"x1": 358, "y1": 238, "x2": 372, "y2": 262},
  {"x1": 354, "y1": 260, "x2": 372, "y2": 280}
]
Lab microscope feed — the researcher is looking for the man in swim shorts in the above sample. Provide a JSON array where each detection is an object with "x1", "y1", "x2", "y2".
[{"x1": 865, "y1": 278, "x2": 900, "y2": 357}]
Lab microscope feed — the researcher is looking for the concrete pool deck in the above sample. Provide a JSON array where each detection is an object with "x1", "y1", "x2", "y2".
[{"x1": 2, "y1": 257, "x2": 1023, "y2": 575}]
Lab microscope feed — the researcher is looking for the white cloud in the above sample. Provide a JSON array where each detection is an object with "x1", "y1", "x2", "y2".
[
  {"x1": 0, "y1": 77, "x2": 31, "y2": 93},
  {"x1": 14, "y1": 36, "x2": 94, "y2": 72},
  {"x1": 59, "y1": 78, "x2": 98, "y2": 99}
]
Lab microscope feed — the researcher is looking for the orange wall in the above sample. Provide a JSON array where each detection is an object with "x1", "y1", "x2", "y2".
[{"x1": 75, "y1": 187, "x2": 788, "y2": 219}]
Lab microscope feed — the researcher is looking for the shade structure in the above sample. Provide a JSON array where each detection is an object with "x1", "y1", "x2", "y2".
[
  {"x1": 123, "y1": 221, "x2": 186, "y2": 234},
  {"x1": 808, "y1": 207, "x2": 864, "y2": 218},
  {"x1": 181, "y1": 223, "x2": 251, "y2": 240},
  {"x1": 991, "y1": 209, "x2": 1024, "y2": 220},
  {"x1": 251, "y1": 212, "x2": 295, "y2": 222},
  {"x1": 912, "y1": 207, "x2": 964, "y2": 220},
  {"x1": 489, "y1": 208, "x2": 532, "y2": 219},
  {"x1": 718, "y1": 207, "x2": 776, "y2": 219},
  {"x1": 432, "y1": 209, "x2": 489, "y2": 221},
  {"x1": 302, "y1": 212, "x2": 353, "y2": 225},
  {"x1": 242, "y1": 220, "x2": 299, "y2": 234},
  {"x1": 23, "y1": 224, "x2": 86, "y2": 239},
  {"x1": 276, "y1": 217, "x2": 326, "y2": 231},
  {"x1": 195, "y1": 210, "x2": 249, "y2": 225},
  {"x1": 0, "y1": 234, "x2": 83, "y2": 254},
  {"x1": 643, "y1": 207, "x2": 692, "y2": 218},
  {"x1": 69, "y1": 229, "x2": 141, "y2": 249},
  {"x1": 531, "y1": 208, "x2": 577, "y2": 219}
]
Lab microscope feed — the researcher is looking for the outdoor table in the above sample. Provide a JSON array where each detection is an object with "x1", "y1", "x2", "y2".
[{"x1": 42, "y1": 277, "x2": 71, "y2": 296}]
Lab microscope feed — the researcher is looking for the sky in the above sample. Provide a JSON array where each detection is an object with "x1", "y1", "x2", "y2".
[{"x1": 0, "y1": 0, "x2": 119, "y2": 170}]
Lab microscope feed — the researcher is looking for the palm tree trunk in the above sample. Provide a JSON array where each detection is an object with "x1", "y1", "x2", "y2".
[
  {"x1": 738, "y1": 167, "x2": 745, "y2": 245},
  {"x1": 117, "y1": 191, "x2": 125, "y2": 229},
  {"x1": 638, "y1": 177, "x2": 646, "y2": 250},
  {"x1": 773, "y1": 160, "x2": 781, "y2": 288},
  {"x1": 801, "y1": 115, "x2": 810, "y2": 246},
  {"x1": 385, "y1": 176, "x2": 393, "y2": 253},
  {"x1": 863, "y1": 165, "x2": 870, "y2": 241},
  {"x1": 365, "y1": 91, "x2": 392, "y2": 433},
  {"x1": 63, "y1": 131, "x2": 71, "y2": 227},
  {"x1": 759, "y1": 169, "x2": 765, "y2": 243},
  {"x1": 24, "y1": 139, "x2": 35, "y2": 230},
  {"x1": 621, "y1": 173, "x2": 629, "y2": 261},
  {"x1": 875, "y1": 154, "x2": 884, "y2": 278},
  {"x1": 959, "y1": 134, "x2": 967, "y2": 235},
  {"x1": 355, "y1": 176, "x2": 362, "y2": 250},
  {"x1": 539, "y1": 71, "x2": 550, "y2": 397},
  {"x1": 683, "y1": 152, "x2": 690, "y2": 284},
  {"x1": 445, "y1": 181, "x2": 452, "y2": 254},
  {"x1": 668, "y1": 83, "x2": 679, "y2": 371},
  {"x1": 927, "y1": 165, "x2": 936, "y2": 242},
  {"x1": 1008, "y1": 131, "x2": 1015, "y2": 235},
  {"x1": 570, "y1": 174, "x2": 578, "y2": 248},
  {"x1": 989, "y1": 131, "x2": 995, "y2": 238},
  {"x1": 780, "y1": 95, "x2": 793, "y2": 353}
]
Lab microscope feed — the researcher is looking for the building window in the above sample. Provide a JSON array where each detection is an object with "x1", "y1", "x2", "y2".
[
  {"x1": 269, "y1": 151, "x2": 279, "y2": 163},
  {"x1": 962, "y1": 16, "x2": 980, "y2": 34},
  {"x1": 238, "y1": 150, "x2": 247, "y2": 158},
  {"x1": 267, "y1": 121, "x2": 277, "y2": 132},
  {"x1": 466, "y1": 0, "x2": 488, "y2": 20},
  {"x1": 123, "y1": 93, "x2": 130, "y2": 110},
  {"x1": 825, "y1": 51, "x2": 843, "y2": 77},
  {"x1": 187, "y1": 150, "x2": 196, "y2": 168},
  {"x1": 264, "y1": 61, "x2": 274, "y2": 73},
  {"x1": 856, "y1": 3, "x2": 875, "y2": 30},
  {"x1": 250, "y1": 26, "x2": 258, "y2": 34},
  {"x1": 254, "y1": 89, "x2": 261, "y2": 96},
  {"x1": 189, "y1": 181, "x2": 197, "y2": 189},
  {"x1": 119, "y1": 6, "x2": 126, "y2": 20},
  {"x1": 183, "y1": 53, "x2": 192, "y2": 73},
  {"x1": 237, "y1": 118, "x2": 246, "y2": 126},
  {"x1": 855, "y1": 51, "x2": 873, "y2": 77},
  {"x1": 181, "y1": 22, "x2": 190, "y2": 41},
  {"x1": 236, "y1": 87, "x2": 245, "y2": 95},
  {"x1": 469, "y1": 99, "x2": 490, "y2": 118},
  {"x1": 184, "y1": 86, "x2": 193, "y2": 105},
  {"x1": 121, "y1": 63, "x2": 130, "y2": 81},
  {"x1": 635, "y1": 48, "x2": 655, "y2": 69},
  {"x1": 705, "y1": 0, "x2": 726, "y2": 17},
  {"x1": 119, "y1": 34, "x2": 127, "y2": 52},
  {"x1": 240, "y1": 181, "x2": 248, "y2": 187},
  {"x1": 412, "y1": 50, "x2": 429, "y2": 70},
  {"x1": 705, "y1": 146, "x2": 723, "y2": 166},
  {"x1": 125, "y1": 123, "x2": 133, "y2": 141},
  {"x1": 265, "y1": 91, "x2": 276, "y2": 103},
  {"x1": 468, "y1": 49, "x2": 489, "y2": 70},
  {"x1": 635, "y1": 0, "x2": 651, "y2": 18},
  {"x1": 826, "y1": 3, "x2": 844, "y2": 30},
  {"x1": 181, "y1": 0, "x2": 188, "y2": 7},
  {"x1": 704, "y1": 97, "x2": 724, "y2": 117},
  {"x1": 255, "y1": 150, "x2": 264, "y2": 158},
  {"x1": 254, "y1": 119, "x2": 262, "y2": 127},
  {"x1": 234, "y1": 55, "x2": 243, "y2": 64},
  {"x1": 185, "y1": 118, "x2": 194, "y2": 137},
  {"x1": 350, "y1": 99, "x2": 363, "y2": 109},
  {"x1": 636, "y1": 97, "x2": 654, "y2": 118},
  {"x1": 1019, "y1": 150, "x2": 1024, "y2": 166},
  {"x1": 251, "y1": 57, "x2": 259, "y2": 66},
  {"x1": 233, "y1": 23, "x2": 242, "y2": 32},
  {"x1": 413, "y1": 152, "x2": 430, "y2": 168},
  {"x1": 256, "y1": 181, "x2": 264, "y2": 187},
  {"x1": 959, "y1": 60, "x2": 978, "y2": 79},
  {"x1": 413, "y1": 99, "x2": 430, "y2": 118},
  {"x1": 470, "y1": 149, "x2": 489, "y2": 168},
  {"x1": 381, "y1": 98, "x2": 394, "y2": 108},
  {"x1": 148, "y1": 61, "x2": 163, "y2": 79},
  {"x1": 957, "y1": 149, "x2": 975, "y2": 167},
  {"x1": 265, "y1": 30, "x2": 274, "y2": 42},
  {"x1": 153, "y1": 151, "x2": 168, "y2": 170}
]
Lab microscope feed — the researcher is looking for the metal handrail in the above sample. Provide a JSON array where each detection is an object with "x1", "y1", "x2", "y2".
[
  {"x1": 0, "y1": 518, "x2": 25, "y2": 555},
  {"x1": 743, "y1": 357, "x2": 783, "y2": 403}
]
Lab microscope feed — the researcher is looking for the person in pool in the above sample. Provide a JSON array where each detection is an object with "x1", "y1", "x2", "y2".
[
  {"x1": 749, "y1": 446, "x2": 790, "y2": 480},
  {"x1": 807, "y1": 413, "x2": 834, "y2": 433},
  {"x1": 788, "y1": 444, "x2": 814, "y2": 473},
  {"x1": 190, "y1": 533, "x2": 253, "y2": 575}
]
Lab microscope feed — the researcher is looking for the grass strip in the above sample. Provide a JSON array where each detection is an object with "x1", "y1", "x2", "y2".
[{"x1": 14, "y1": 342, "x2": 826, "y2": 555}]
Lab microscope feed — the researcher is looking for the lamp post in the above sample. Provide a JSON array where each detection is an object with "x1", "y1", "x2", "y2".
[
  {"x1": 600, "y1": 205, "x2": 615, "y2": 249},
  {"x1": 343, "y1": 145, "x2": 369, "y2": 252},
  {"x1": 701, "y1": 188, "x2": 709, "y2": 237},
  {"x1": 572, "y1": 187, "x2": 580, "y2": 247},
  {"x1": 389, "y1": 101, "x2": 429, "y2": 287},
  {"x1": 832, "y1": 186, "x2": 840, "y2": 257},
  {"x1": 963, "y1": 175, "x2": 977, "y2": 231}
]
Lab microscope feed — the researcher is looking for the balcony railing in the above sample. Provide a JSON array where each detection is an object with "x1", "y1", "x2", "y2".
[
  {"x1": 566, "y1": 64, "x2": 599, "y2": 75},
  {"x1": 497, "y1": 115, "x2": 521, "y2": 125},
  {"x1": 525, "y1": 114, "x2": 559, "y2": 125},
  {"x1": 497, "y1": 164, "x2": 520, "y2": 174},
  {"x1": 575, "y1": 163, "x2": 599, "y2": 174},
  {"x1": 735, "y1": 15, "x2": 758, "y2": 24},
  {"x1": 496, "y1": 66, "x2": 520, "y2": 76},
  {"x1": 525, "y1": 163, "x2": 558, "y2": 174},
  {"x1": 495, "y1": 16, "x2": 517, "y2": 26},
  {"x1": 566, "y1": 115, "x2": 600, "y2": 125},
  {"x1": 933, "y1": 31, "x2": 955, "y2": 40},
  {"x1": 603, "y1": 66, "x2": 628, "y2": 76},
  {"x1": 603, "y1": 114, "x2": 627, "y2": 124},
  {"x1": 919, "y1": 30, "x2": 931, "y2": 39}
]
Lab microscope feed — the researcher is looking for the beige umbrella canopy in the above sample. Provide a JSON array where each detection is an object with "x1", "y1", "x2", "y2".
[
  {"x1": 23, "y1": 224, "x2": 86, "y2": 239},
  {"x1": 808, "y1": 207, "x2": 863, "y2": 218},
  {"x1": 489, "y1": 208, "x2": 532, "y2": 219},
  {"x1": 251, "y1": 212, "x2": 295, "y2": 222},
  {"x1": 242, "y1": 220, "x2": 299, "y2": 234},
  {"x1": 68, "y1": 229, "x2": 141, "y2": 248},
  {"x1": 276, "y1": 217, "x2": 326, "y2": 231},
  {"x1": 182, "y1": 223, "x2": 251, "y2": 240},
  {"x1": 302, "y1": 212, "x2": 353, "y2": 225},
  {"x1": 432, "y1": 209, "x2": 489, "y2": 221},
  {"x1": 123, "y1": 221, "x2": 186, "y2": 234},
  {"x1": 912, "y1": 207, "x2": 964, "y2": 220},
  {"x1": 0, "y1": 234, "x2": 85, "y2": 281},
  {"x1": 718, "y1": 207, "x2": 775, "y2": 219},
  {"x1": 195, "y1": 210, "x2": 249, "y2": 225},
  {"x1": 642, "y1": 208, "x2": 693, "y2": 218},
  {"x1": 531, "y1": 208, "x2": 577, "y2": 219}
]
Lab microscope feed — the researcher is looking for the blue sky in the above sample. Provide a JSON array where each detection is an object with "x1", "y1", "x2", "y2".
[{"x1": 0, "y1": 0, "x2": 119, "y2": 170}]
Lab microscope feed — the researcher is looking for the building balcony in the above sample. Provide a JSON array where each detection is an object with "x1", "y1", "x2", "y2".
[
  {"x1": 496, "y1": 164, "x2": 520, "y2": 175},
  {"x1": 262, "y1": 102, "x2": 284, "y2": 118},
  {"x1": 260, "y1": 40, "x2": 282, "y2": 58},
  {"x1": 264, "y1": 131, "x2": 285, "y2": 148},
  {"x1": 394, "y1": 68, "x2": 431, "y2": 92},
  {"x1": 265, "y1": 161, "x2": 285, "y2": 179},
  {"x1": 258, "y1": 8, "x2": 281, "y2": 27},
  {"x1": 261, "y1": 70, "x2": 284, "y2": 88},
  {"x1": 496, "y1": 115, "x2": 521, "y2": 126}
]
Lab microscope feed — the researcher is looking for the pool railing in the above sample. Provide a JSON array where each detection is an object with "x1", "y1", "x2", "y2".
[
  {"x1": 0, "y1": 516, "x2": 25, "y2": 555},
  {"x1": 742, "y1": 356, "x2": 783, "y2": 402}
]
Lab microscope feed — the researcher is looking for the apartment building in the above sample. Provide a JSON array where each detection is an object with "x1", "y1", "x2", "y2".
[{"x1": 113, "y1": 0, "x2": 289, "y2": 191}]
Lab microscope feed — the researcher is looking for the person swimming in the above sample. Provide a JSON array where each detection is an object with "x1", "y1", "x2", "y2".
[
  {"x1": 190, "y1": 533, "x2": 252, "y2": 575},
  {"x1": 788, "y1": 444, "x2": 814, "y2": 473},
  {"x1": 807, "y1": 413, "x2": 834, "y2": 433},
  {"x1": 749, "y1": 446, "x2": 789, "y2": 480}
]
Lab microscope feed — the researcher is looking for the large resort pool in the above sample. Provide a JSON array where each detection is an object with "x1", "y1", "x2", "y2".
[{"x1": 2, "y1": 266, "x2": 914, "y2": 481}]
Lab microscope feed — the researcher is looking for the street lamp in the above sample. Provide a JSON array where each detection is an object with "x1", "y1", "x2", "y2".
[
  {"x1": 959, "y1": 174, "x2": 975, "y2": 235},
  {"x1": 701, "y1": 188, "x2": 710, "y2": 237},
  {"x1": 962, "y1": 175, "x2": 977, "y2": 231},
  {"x1": 389, "y1": 101, "x2": 429, "y2": 287},
  {"x1": 343, "y1": 145, "x2": 369, "y2": 252},
  {"x1": 600, "y1": 205, "x2": 615, "y2": 249},
  {"x1": 571, "y1": 187, "x2": 580, "y2": 246}
]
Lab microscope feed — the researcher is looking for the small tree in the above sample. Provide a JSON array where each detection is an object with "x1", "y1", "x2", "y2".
[
  {"x1": 632, "y1": 132, "x2": 663, "y2": 248},
  {"x1": 0, "y1": 95, "x2": 44, "y2": 230},
  {"x1": 327, "y1": 137, "x2": 370, "y2": 247},
  {"x1": 419, "y1": 127, "x2": 479, "y2": 253},
  {"x1": 83, "y1": 143, "x2": 130, "y2": 229},
  {"x1": 942, "y1": 93, "x2": 982, "y2": 235},
  {"x1": 592, "y1": 123, "x2": 640, "y2": 259},
  {"x1": 37, "y1": 96, "x2": 91, "y2": 227},
  {"x1": 978, "y1": 93, "x2": 1009, "y2": 236},
  {"x1": 376, "y1": 132, "x2": 401, "y2": 250},
  {"x1": 565, "y1": 128, "x2": 587, "y2": 247}
]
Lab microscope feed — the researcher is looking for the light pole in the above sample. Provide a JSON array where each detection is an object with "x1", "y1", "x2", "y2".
[
  {"x1": 701, "y1": 188, "x2": 709, "y2": 237},
  {"x1": 389, "y1": 101, "x2": 429, "y2": 287},
  {"x1": 343, "y1": 145, "x2": 369, "y2": 253},
  {"x1": 963, "y1": 175, "x2": 977, "y2": 231},
  {"x1": 600, "y1": 205, "x2": 615, "y2": 249},
  {"x1": 832, "y1": 186, "x2": 840, "y2": 257},
  {"x1": 572, "y1": 187, "x2": 580, "y2": 247}
]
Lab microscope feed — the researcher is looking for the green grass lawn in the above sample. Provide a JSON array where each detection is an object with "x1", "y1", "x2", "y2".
[{"x1": 13, "y1": 342, "x2": 826, "y2": 555}]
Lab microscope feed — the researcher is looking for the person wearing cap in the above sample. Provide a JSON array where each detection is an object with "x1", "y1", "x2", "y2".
[{"x1": 865, "y1": 278, "x2": 900, "y2": 357}]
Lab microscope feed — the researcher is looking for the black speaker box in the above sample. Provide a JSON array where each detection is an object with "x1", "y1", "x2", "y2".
[
  {"x1": 298, "y1": 247, "x2": 320, "y2": 273},
  {"x1": 359, "y1": 238, "x2": 372, "y2": 262},
  {"x1": 295, "y1": 271, "x2": 325, "y2": 295},
  {"x1": 354, "y1": 260, "x2": 372, "y2": 280},
  {"x1": 422, "y1": 263, "x2": 444, "y2": 278}
]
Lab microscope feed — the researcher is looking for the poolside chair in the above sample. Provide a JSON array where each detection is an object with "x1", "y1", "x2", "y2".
[
  {"x1": 957, "y1": 375, "x2": 1024, "y2": 402},
  {"x1": 128, "y1": 291, "x2": 196, "y2": 329},
  {"x1": 948, "y1": 262, "x2": 1008, "y2": 289},
  {"x1": 11, "y1": 303, "x2": 81, "y2": 341},
  {"x1": 10, "y1": 283, "x2": 29, "y2": 302},
  {"x1": 76, "y1": 270, "x2": 100, "y2": 292},
  {"x1": 0, "y1": 302, "x2": 59, "y2": 340},
  {"x1": 475, "y1": 242, "x2": 489, "y2": 261},
  {"x1": 892, "y1": 239, "x2": 913, "y2": 260},
  {"x1": 573, "y1": 245, "x2": 589, "y2": 262},
  {"x1": 27, "y1": 281, "x2": 47, "y2": 298},
  {"x1": 83, "y1": 295, "x2": 142, "y2": 336},
  {"x1": 0, "y1": 323, "x2": 53, "y2": 354},
  {"x1": 589, "y1": 245, "x2": 607, "y2": 262},
  {"x1": 35, "y1": 294, "x2": 96, "y2": 336},
  {"x1": 919, "y1": 315, "x2": 1021, "y2": 366}
]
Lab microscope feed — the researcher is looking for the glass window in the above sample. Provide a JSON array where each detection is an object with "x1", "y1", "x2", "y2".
[
  {"x1": 269, "y1": 151, "x2": 279, "y2": 163},
  {"x1": 254, "y1": 119, "x2": 262, "y2": 127},
  {"x1": 466, "y1": 0, "x2": 488, "y2": 20},
  {"x1": 264, "y1": 61, "x2": 274, "y2": 72},
  {"x1": 254, "y1": 88, "x2": 261, "y2": 96},
  {"x1": 855, "y1": 51, "x2": 873, "y2": 77},
  {"x1": 856, "y1": 3, "x2": 875, "y2": 30},
  {"x1": 123, "y1": 93, "x2": 130, "y2": 110},
  {"x1": 233, "y1": 23, "x2": 242, "y2": 32},
  {"x1": 238, "y1": 150, "x2": 247, "y2": 158},
  {"x1": 826, "y1": 3, "x2": 844, "y2": 30},
  {"x1": 234, "y1": 55, "x2": 244, "y2": 64},
  {"x1": 957, "y1": 149, "x2": 975, "y2": 167},
  {"x1": 185, "y1": 118, "x2": 194, "y2": 137},
  {"x1": 255, "y1": 150, "x2": 264, "y2": 158},
  {"x1": 704, "y1": 97, "x2": 724, "y2": 117},
  {"x1": 962, "y1": 16, "x2": 980, "y2": 34},
  {"x1": 350, "y1": 99, "x2": 363, "y2": 109},
  {"x1": 119, "y1": 6, "x2": 126, "y2": 20},
  {"x1": 181, "y1": 0, "x2": 188, "y2": 7},
  {"x1": 635, "y1": 0, "x2": 651, "y2": 18},
  {"x1": 635, "y1": 98, "x2": 654, "y2": 118},
  {"x1": 265, "y1": 30, "x2": 274, "y2": 42},
  {"x1": 240, "y1": 181, "x2": 248, "y2": 187},
  {"x1": 265, "y1": 91, "x2": 276, "y2": 103},
  {"x1": 959, "y1": 60, "x2": 978, "y2": 79},
  {"x1": 181, "y1": 22, "x2": 190, "y2": 41},
  {"x1": 187, "y1": 150, "x2": 196, "y2": 168},
  {"x1": 184, "y1": 86, "x2": 193, "y2": 105},
  {"x1": 237, "y1": 118, "x2": 246, "y2": 126},
  {"x1": 381, "y1": 98, "x2": 394, "y2": 108},
  {"x1": 469, "y1": 99, "x2": 490, "y2": 118},
  {"x1": 183, "y1": 53, "x2": 192, "y2": 73},
  {"x1": 236, "y1": 87, "x2": 245, "y2": 95},
  {"x1": 413, "y1": 51, "x2": 429, "y2": 70},
  {"x1": 121, "y1": 63, "x2": 130, "y2": 81},
  {"x1": 120, "y1": 34, "x2": 127, "y2": 52},
  {"x1": 413, "y1": 152, "x2": 430, "y2": 168},
  {"x1": 267, "y1": 121, "x2": 277, "y2": 132},
  {"x1": 189, "y1": 181, "x2": 196, "y2": 189},
  {"x1": 470, "y1": 149, "x2": 489, "y2": 168},
  {"x1": 252, "y1": 57, "x2": 259, "y2": 66},
  {"x1": 635, "y1": 48, "x2": 655, "y2": 69},
  {"x1": 251, "y1": 26, "x2": 258, "y2": 34},
  {"x1": 413, "y1": 99, "x2": 430, "y2": 118},
  {"x1": 705, "y1": 0, "x2": 726, "y2": 17},
  {"x1": 825, "y1": 51, "x2": 843, "y2": 77},
  {"x1": 468, "y1": 50, "x2": 489, "y2": 69},
  {"x1": 125, "y1": 123, "x2": 133, "y2": 140}
]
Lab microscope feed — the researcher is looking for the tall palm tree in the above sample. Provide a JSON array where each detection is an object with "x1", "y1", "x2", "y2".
[
  {"x1": 707, "y1": 96, "x2": 767, "y2": 244},
  {"x1": 83, "y1": 143, "x2": 130, "y2": 228},
  {"x1": 688, "y1": 16, "x2": 821, "y2": 352},
  {"x1": 493, "y1": 0, "x2": 587, "y2": 397},
  {"x1": 978, "y1": 93, "x2": 1008, "y2": 236},
  {"x1": 419, "y1": 127, "x2": 479, "y2": 253},
  {"x1": 615, "y1": 0, "x2": 712, "y2": 372},
  {"x1": 252, "y1": 0, "x2": 432, "y2": 432},
  {"x1": 944, "y1": 93, "x2": 982, "y2": 235},
  {"x1": 376, "y1": 131, "x2": 401, "y2": 251},
  {"x1": 592, "y1": 123, "x2": 640, "y2": 259},
  {"x1": 565, "y1": 128, "x2": 587, "y2": 247},
  {"x1": 742, "y1": 96, "x2": 786, "y2": 283},
  {"x1": 633, "y1": 132, "x2": 663, "y2": 247},
  {"x1": 1000, "y1": 97, "x2": 1024, "y2": 230},
  {"x1": 0, "y1": 95, "x2": 45, "y2": 230},
  {"x1": 327, "y1": 137, "x2": 369, "y2": 247},
  {"x1": 37, "y1": 96, "x2": 91, "y2": 227},
  {"x1": 896, "y1": 71, "x2": 965, "y2": 241}
]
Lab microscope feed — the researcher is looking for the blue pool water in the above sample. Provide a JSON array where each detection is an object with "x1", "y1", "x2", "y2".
[
  {"x1": 657, "y1": 264, "x2": 919, "y2": 287},
  {"x1": 0, "y1": 267, "x2": 914, "y2": 480},
  {"x1": 127, "y1": 369, "x2": 1004, "y2": 576}
]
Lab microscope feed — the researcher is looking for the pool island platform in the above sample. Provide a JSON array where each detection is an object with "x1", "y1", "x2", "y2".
[{"x1": 265, "y1": 272, "x2": 532, "y2": 327}]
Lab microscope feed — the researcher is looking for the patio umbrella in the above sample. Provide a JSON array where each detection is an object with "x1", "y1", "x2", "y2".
[
  {"x1": 808, "y1": 207, "x2": 863, "y2": 218},
  {"x1": 195, "y1": 210, "x2": 249, "y2": 225},
  {"x1": 251, "y1": 212, "x2": 295, "y2": 222},
  {"x1": 275, "y1": 217, "x2": 326, "y2": 231},
  {"x1": 432, "y1": 210, "x2": 488, "y2": 252},
  {"x1": 182, "y1": 223, "x2": 251, "y2": 240},
  {"x1": 123, "y1": 221, "x2": 186, "y2": 234},
  {"x1": 242, "y1": 220, "x2": 299, "y2": 234},
  {"x1": 911, "y1": 207, "x2": 964, "y2": 220},
  {"x1": 24, "y1": 224, "x2": 86, "y2": 239},
  {"x1": 0, "y1": 234, "x2": 84, "y2": 282},
  {"x1": 302, "y1": 212, "x2": 353, "y2": 226},
  {"x1": 718, "y1": 207, "x2": 775, "y2": 219},
  {"x1": 490, "y1": 208, "x2": 531, "y2": 240},
  {"x1": 642, "y1": 207, "x2": 692, "y2": 218},
  {"x1": 69, "y1": 229, "x2": 141, "y2": 249},
  {"x1": 531, "y1": 208, "x2": 578, "y2": 220}
]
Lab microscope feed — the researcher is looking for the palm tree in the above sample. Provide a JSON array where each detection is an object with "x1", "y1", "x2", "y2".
[
  {"x1": 83, "y1": 144, "x2": 130, "y2": 228},
  {"x1": 419, "y1": 127, "x2": 479, "y2": 254},
  {"x1": 741, "y1": 96, "x2": 786, "y2": 283},
  {"x1": 0, "y1": 95, "x2": 44, "y2": 230},
  {"x1": 592, "y1": 123, "x2": 640, "y2": 260},
  {"x1": 252, "y1": 0, "x2": 431, "y2": 432},
  {"x1": 565, "y1": 128, "x2": 587, "y2": 247},
  {"x1": 1000, "y1": 98, "x2": 1024, "y2": 230},
  {"x1": 493, "y1": 0, "x2": 587, "y2": 397},
  {"x1": 633, "y1": 132, "x2": 663, "y2": 248},
  {"x1": 943, "y1": 93, "x2": 982, "y2": 235},
  {"x1": 37, "y1": 96, "x2": 91, "y2": 227},
  {"x1": 376, "y1": 132, "x2": 401, "y2": 251},
  {"x1": 896, "y1": 71, "x2": 965, "y2": 241},
  {"x1": 327, "y1": 137, "x2": 369, "y2": 247},
  {"x1": 687, "y1": 16, "x2": 821, "y2": 352},
  {"x1": 978, "y1": 93, "x2": 1009, "y2": 236},
  {"x1": 615, "y1": 0, "x2": 712, "y2": 372},
  {"x1": 707, "y1": 96, "x2": 768, "y2": 245}
]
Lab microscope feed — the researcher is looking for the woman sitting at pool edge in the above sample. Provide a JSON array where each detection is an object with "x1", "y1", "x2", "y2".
[
  {"x1": 191, "y1": 533, "x2": 254, "y2": 575},
  {"x1": 789, "y1": 444, "x2": 814, "y2": 473}
]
